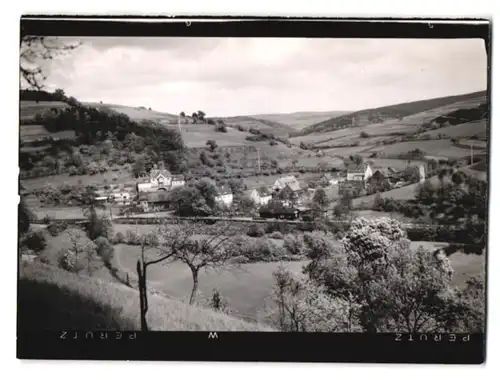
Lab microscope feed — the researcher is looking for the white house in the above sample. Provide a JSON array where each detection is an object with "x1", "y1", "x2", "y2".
[
  {"x1": 248, "y1": 187, "x2": 272, "y2": 206},
  {"x1": 136, "y1": 162, "x2": 179, "y2": 193},
  {"x1": 149, "y1": 163, "x2": 172, "y2": 189},
  {"x1": 418, "y1": 164, "x2": 426, "y2": 183},
  {"x1": 273, "y1": 176, "x2": 301, "y2": 192},
  {"x1": 346, "y1": 163, "x2": 373, "y2": 182},
  {"x1": 215, "y1": 185, "x2": 233, "y2": 207},
  {"x1": 171, "y1": 175, "x2": 186, "y2": 189}
]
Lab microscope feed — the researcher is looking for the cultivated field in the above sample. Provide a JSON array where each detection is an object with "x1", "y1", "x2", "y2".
[
  {"x1": 114, "y1": 241, "x2": 482, "y2": 323},
  {"x1": 20, "y1": 101, "x2": 69, "y2": 121},
  {"x1": 253, "y1": 111, "x2": 350, "y2": 131},
  {"x1": 351, "y1": 176, "x2": 441, "y2": 207},
  {"x1": 180, "y1": 124, "x2": 254, "y2": 147},
  {"x1": 365, "y1": 140, "x2": 473, "y2": 158},
  {"x1": 21, "y1": 168, "x2": 136, "y2": 191},
  {"x1": 418, "y1": 120, "x2": 487, "y2": 138},
  {"x1": 223, "y1": 116, "x2": 293, "y2": 137},
  {"x1": 20, "y1": 124, "x2": 76, "y2": 142}
]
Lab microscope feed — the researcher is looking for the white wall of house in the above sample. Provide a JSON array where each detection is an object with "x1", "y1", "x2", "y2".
[
  {"x1": 364, "y1": 165, "x2": 373, "y2": 181},
  {"x1": 216, "y1": 193, "x2": 233, "y2": 206},
  {"x1": 171, "y1": 180, "x2": 185, "y2": 189},
  {"x1": 259, "y1": 195, "x2": 272, "y2": 205},
  {"x1": 138, "y1": 182, "x2": 153, "y2": 192}
]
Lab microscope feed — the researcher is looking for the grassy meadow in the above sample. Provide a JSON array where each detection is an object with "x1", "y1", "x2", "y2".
[
  {"x1": 19, "y1": 261, "x2": 269, "y2": 331},
  {"x1": 113, "y1": 239, "x2": 482, "y2": 323}
]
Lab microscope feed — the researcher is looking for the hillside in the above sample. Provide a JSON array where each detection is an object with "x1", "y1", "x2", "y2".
[
  {"x1": 20, "y1": 100, "x2": 69, "y2": 123},
  {"x1": 84, "y1": 102, "x2": 179, "y2": 123},
  {"x1": 295, "y1": 90, "x2": 487, "y2": 137},
  {"x1": 222, "y1": 116, "x2": 295, "y2": 137},
  {"x1": 252, "y1": 110, "x2": 351, "y2": 131},
  {"x1": 19, "y1": 261, "x2": 271, "y2": 331}
]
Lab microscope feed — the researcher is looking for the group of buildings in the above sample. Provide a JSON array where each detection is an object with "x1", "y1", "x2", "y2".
[{"x1": 94, "y1": 160, "x2": 427, "y2": 214}]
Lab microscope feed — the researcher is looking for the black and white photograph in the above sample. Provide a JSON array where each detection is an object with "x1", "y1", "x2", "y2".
[{"x1": 16, "y1": 17, "x2": 490, "y2": 363}]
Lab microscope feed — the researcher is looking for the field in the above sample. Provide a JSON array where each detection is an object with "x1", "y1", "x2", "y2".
[
  {"x1": 351, "y1": 178, "x2": 436, "y2": 208},
  {"x1": 84, "y1": 102, "x2": 178, "y2": 123},
  {"x1": 367, "y1": 158, "x2": 426, "y2": 170},
  {"x1": 19, "y1": 261, "x2": 268, "y2": 331},
  {"x1": 418, "y1": 120, "x2": 487, "y2": 138},
  {"x1": 114, "y1": 241, "x2": 482, "y2": 323},
  {"x1": 365, "y1": 139, "x2": 473, "y2": 158},
  {"x1": 21, "y1": 168, "x2": 136, "y2": 191},
  {"x1": 20, "y1": 100, "x2": 69, "y2": 121},
  {"x1": 298, "y1": 91, "x2": 486, "y2": 136},
  {"x1": 252, "y1": 111, "x2": 350, "y2": 131},
  {"x1": 180, "y1": 123, "x2": 254, "y2": 147},
  {"x1": 223, "y1": 116, "x2": 293, "y2": 137},
  {"x1": 20, "y1": 124, "x2": 76, "y2": 142}
]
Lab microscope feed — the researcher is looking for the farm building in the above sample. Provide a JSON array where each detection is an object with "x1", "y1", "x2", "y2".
[
  {"x1": 322, "y1": 172, "x2": 342, "y2": 186},
  {"x1": 247, "y1": 187, "x2": 272, "y2": 206},
  {"x1": 273, "y1": 175, "x2": 301, "y2": 192},
  {"x1": 136, "y1": 162, "x2": 186, "y2": 193},
  {"x1": 112, "y1": 191, "x2": 132, "y2": 206},
  {"x1": 138, "y1": 191, "x2": 170, "y2": 212},
  {"x1": 171, "y1": 175, "x2": 185, "y2": 189},
  {"x1": 346, "y1": 163, "x2": 373, "y2": 182},
  {"x1": 215, "y1": 185, "x2": 233, "y2": 207}
]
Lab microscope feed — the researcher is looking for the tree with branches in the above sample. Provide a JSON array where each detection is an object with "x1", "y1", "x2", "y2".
[
  {"x1": 156, "y1": 221, "x2": 237, "y2": 305},
  {"x1": 134, "y1": 222, "x2": 237, "y2": 330},
  {"x1": 20, "y1": 36, "x2": 81, "y2": 90}
]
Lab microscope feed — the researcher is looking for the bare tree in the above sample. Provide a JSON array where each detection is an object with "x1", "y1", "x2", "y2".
[
  {"x1": 20, "y1": 36, "x2": 81, "y2": 90},
  {"x1": 156, "y1": 221, "x2": 237, "y2": 305}
]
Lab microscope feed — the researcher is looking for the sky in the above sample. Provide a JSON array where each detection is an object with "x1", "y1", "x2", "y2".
[{"x1": 41, "y1": 37, "x2": 488, "y2": 117}]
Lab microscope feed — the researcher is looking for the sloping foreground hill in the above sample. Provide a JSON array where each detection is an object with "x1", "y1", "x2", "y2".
[
  {"x1": 296, "y1": 90, "x2": 487, "y2": 136},
  {"x1": 19, "y1": 261, "x2": 272, "y2": 331},
  {"x1": 251, "y1": 111, "x2": 351, "y2": 131}
]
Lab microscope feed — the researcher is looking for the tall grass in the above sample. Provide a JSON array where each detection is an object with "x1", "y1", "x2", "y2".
[{"x1": 19, "y1": 262, "x2": 272, "y2": 331}]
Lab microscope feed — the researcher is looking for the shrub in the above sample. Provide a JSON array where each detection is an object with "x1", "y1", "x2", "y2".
[
  {"x1": 94, "y1": 237, "x2": 115, "y2": 266},
  {"x1": 269, "y1": 231, "x2": 284, "y2": 239},
  {"x1": 247, "y1": 224, "x2": 266, "y2": 237},
  {"x1": 22, "y1": 230, "x2": 47, "y2": 252},
  {"x1": 125, "y1": 230, "x2": 140, "y2": 245},
  {"x1": 47, "y1": 221, "x2": 68, "y2": 237},
  {"x1": 112, "y1": 232, "x2": 125, "y2": 244}
]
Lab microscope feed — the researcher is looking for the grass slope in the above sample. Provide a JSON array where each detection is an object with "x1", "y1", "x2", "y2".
[
  {"x1": 20, "y1": 101, "x2": 69, "y2": 122},
  {"x1": 297, "y1": 91, "x2": 486, "y2": 136},
  {"x1": 19, "y1": 261, "x2": 269, "y2": 331},
  {"x1": 84, "y1": 102, "x2": 178, "y2": 123},
  {"x1": 223, "y1": 116, "x2": 294, "y2": 137},
  {"x1": 251, "y1": 111, "x2": 351, "y2": 131}
]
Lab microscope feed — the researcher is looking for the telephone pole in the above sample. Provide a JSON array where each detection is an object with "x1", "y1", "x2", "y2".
[
  {"x1": 177, "y1": 114, "x2": 182, "y2": 136},
  {"x1": 256, "y1": 148, "x2": 261, "y2": 173}
]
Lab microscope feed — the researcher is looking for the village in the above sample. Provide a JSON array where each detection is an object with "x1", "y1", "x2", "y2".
[{"x1": 91, "y1": 159, "x2": 428, "y2": 219}]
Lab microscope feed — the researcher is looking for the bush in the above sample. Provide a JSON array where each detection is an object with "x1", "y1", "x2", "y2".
[
  {"x1": 269, "y1": 231, "x2": 284, "y2": 239},
  {"x1": 22, "y1": 230, "x2": 47, "y2": 252},
  {"x1": 94, "y1": 237, "x2": 115, "y2": 266},
  {"x1": 112, "y1": 232, "x2": 125, "y2": 244},
  {"x1": 247, "y1": 224, "x2": 266, "y2": 237},
  {"x1": 47, "y1": 221, "x2": 68, "y2": 237},
  {"x1": 125, "y1": 230, "x2": 140, "y2": 245}
]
